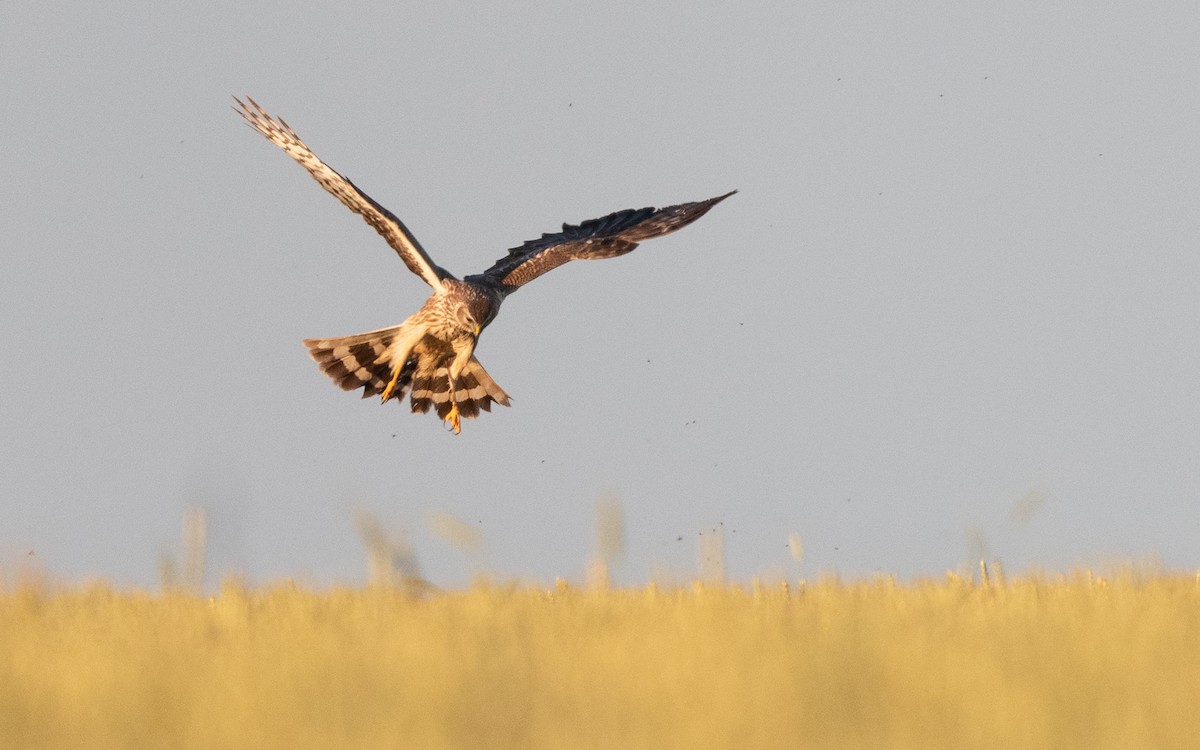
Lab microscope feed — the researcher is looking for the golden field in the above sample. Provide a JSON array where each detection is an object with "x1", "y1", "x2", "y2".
[{"x1": 2, "y1": 573, "x2": 1199, "y2": 749}]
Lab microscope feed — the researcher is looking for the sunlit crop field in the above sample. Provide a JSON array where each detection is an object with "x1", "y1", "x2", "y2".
[{"x1": 3, "y1": 573, "x2": 1199, "y2": 749}]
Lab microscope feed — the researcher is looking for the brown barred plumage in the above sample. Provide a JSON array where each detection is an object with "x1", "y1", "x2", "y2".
[
  {"x1": 236, "y1": 96, "x2": 730, "y2": 434},
  {"x1": 305, "y1": 327, "x2": 510, "y2": 418}
]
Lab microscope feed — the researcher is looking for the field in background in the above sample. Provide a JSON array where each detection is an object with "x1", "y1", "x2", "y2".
[{"x1": 3, "y1": 572, "x2": 1199, "y2": 749}]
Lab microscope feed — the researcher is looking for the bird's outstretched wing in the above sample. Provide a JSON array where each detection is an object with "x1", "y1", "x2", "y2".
[
  {"x1": 469, "y1": 191, "x2": 736, "y2": 293},
  {"x1": 233, "y1": 96, "x2": 448, "y2": 292}
]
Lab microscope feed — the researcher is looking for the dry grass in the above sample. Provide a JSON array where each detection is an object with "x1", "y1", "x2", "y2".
[{"x1": 2, "y1": 572, "x2": 1199, "y2": 748}]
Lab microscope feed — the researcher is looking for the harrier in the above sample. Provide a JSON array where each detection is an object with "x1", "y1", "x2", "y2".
[{"x1": 234, "y1": 97, "x2": 733, "y2": 433}]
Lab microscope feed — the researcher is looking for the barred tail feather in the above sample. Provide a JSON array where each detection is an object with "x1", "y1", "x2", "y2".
[
  {"x1": 306, "y1": 330, "x2": 511, "y2": 426},
  {"x1": 464, "y1": 358, "x2": 511, "y2": 410},
  {"x1": 303, "y1": 325, "x2": 415, "y2": 402},
  {"x1": 410, "y1": 357, "x2": 511, "y2": 420}
]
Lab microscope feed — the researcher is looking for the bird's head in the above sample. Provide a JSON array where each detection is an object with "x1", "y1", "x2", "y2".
[
  {"x1": 453, "y1": 306, "x2": 482, "y2": 338},
  {"x1": 442, "y1": 279, "x2": 501, "y2": 340},
  {"x1": 453, "y1": 295, "x2": 496, "y2": 339}
]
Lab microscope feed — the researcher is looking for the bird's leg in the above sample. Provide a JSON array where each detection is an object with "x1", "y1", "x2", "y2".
[
  {"x1": 380, "y1": 363, "x2": 405, "y2": 403},
  {"x1": 443, "y1": 368, "x2": 464, "y2": 434},
  {"x1": 443, "y1": 338, "x2": 474, "y2": 435},
  {"x1": 379, "y1": 325, "x2": 422, "y2": 404}
]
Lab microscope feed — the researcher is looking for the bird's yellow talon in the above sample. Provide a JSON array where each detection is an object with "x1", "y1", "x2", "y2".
[
  {"x1": 380, "y1": 363, "x2": 404, "y2": 403},
  {"x1": 447, "y1": 403, "x2": 461, "y2": 434}
]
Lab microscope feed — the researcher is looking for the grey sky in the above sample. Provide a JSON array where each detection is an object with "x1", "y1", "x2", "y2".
[{"x1": 3, "y1": 3, "x2": 1198, "y2": 588}]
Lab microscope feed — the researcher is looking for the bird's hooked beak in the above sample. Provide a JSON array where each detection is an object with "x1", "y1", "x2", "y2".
[{"x1": 473, "y1": 324, "x2": 481, "y2": 338}]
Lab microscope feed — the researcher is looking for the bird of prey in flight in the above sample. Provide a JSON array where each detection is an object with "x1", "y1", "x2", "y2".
[{"x1": 234, "y1": 96, "x2": 733, "y2": 433}]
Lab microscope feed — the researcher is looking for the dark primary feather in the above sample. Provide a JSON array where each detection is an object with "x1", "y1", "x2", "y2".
[{"x1": 469, "y1": 191, "x2": 736, "y2": 293}]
